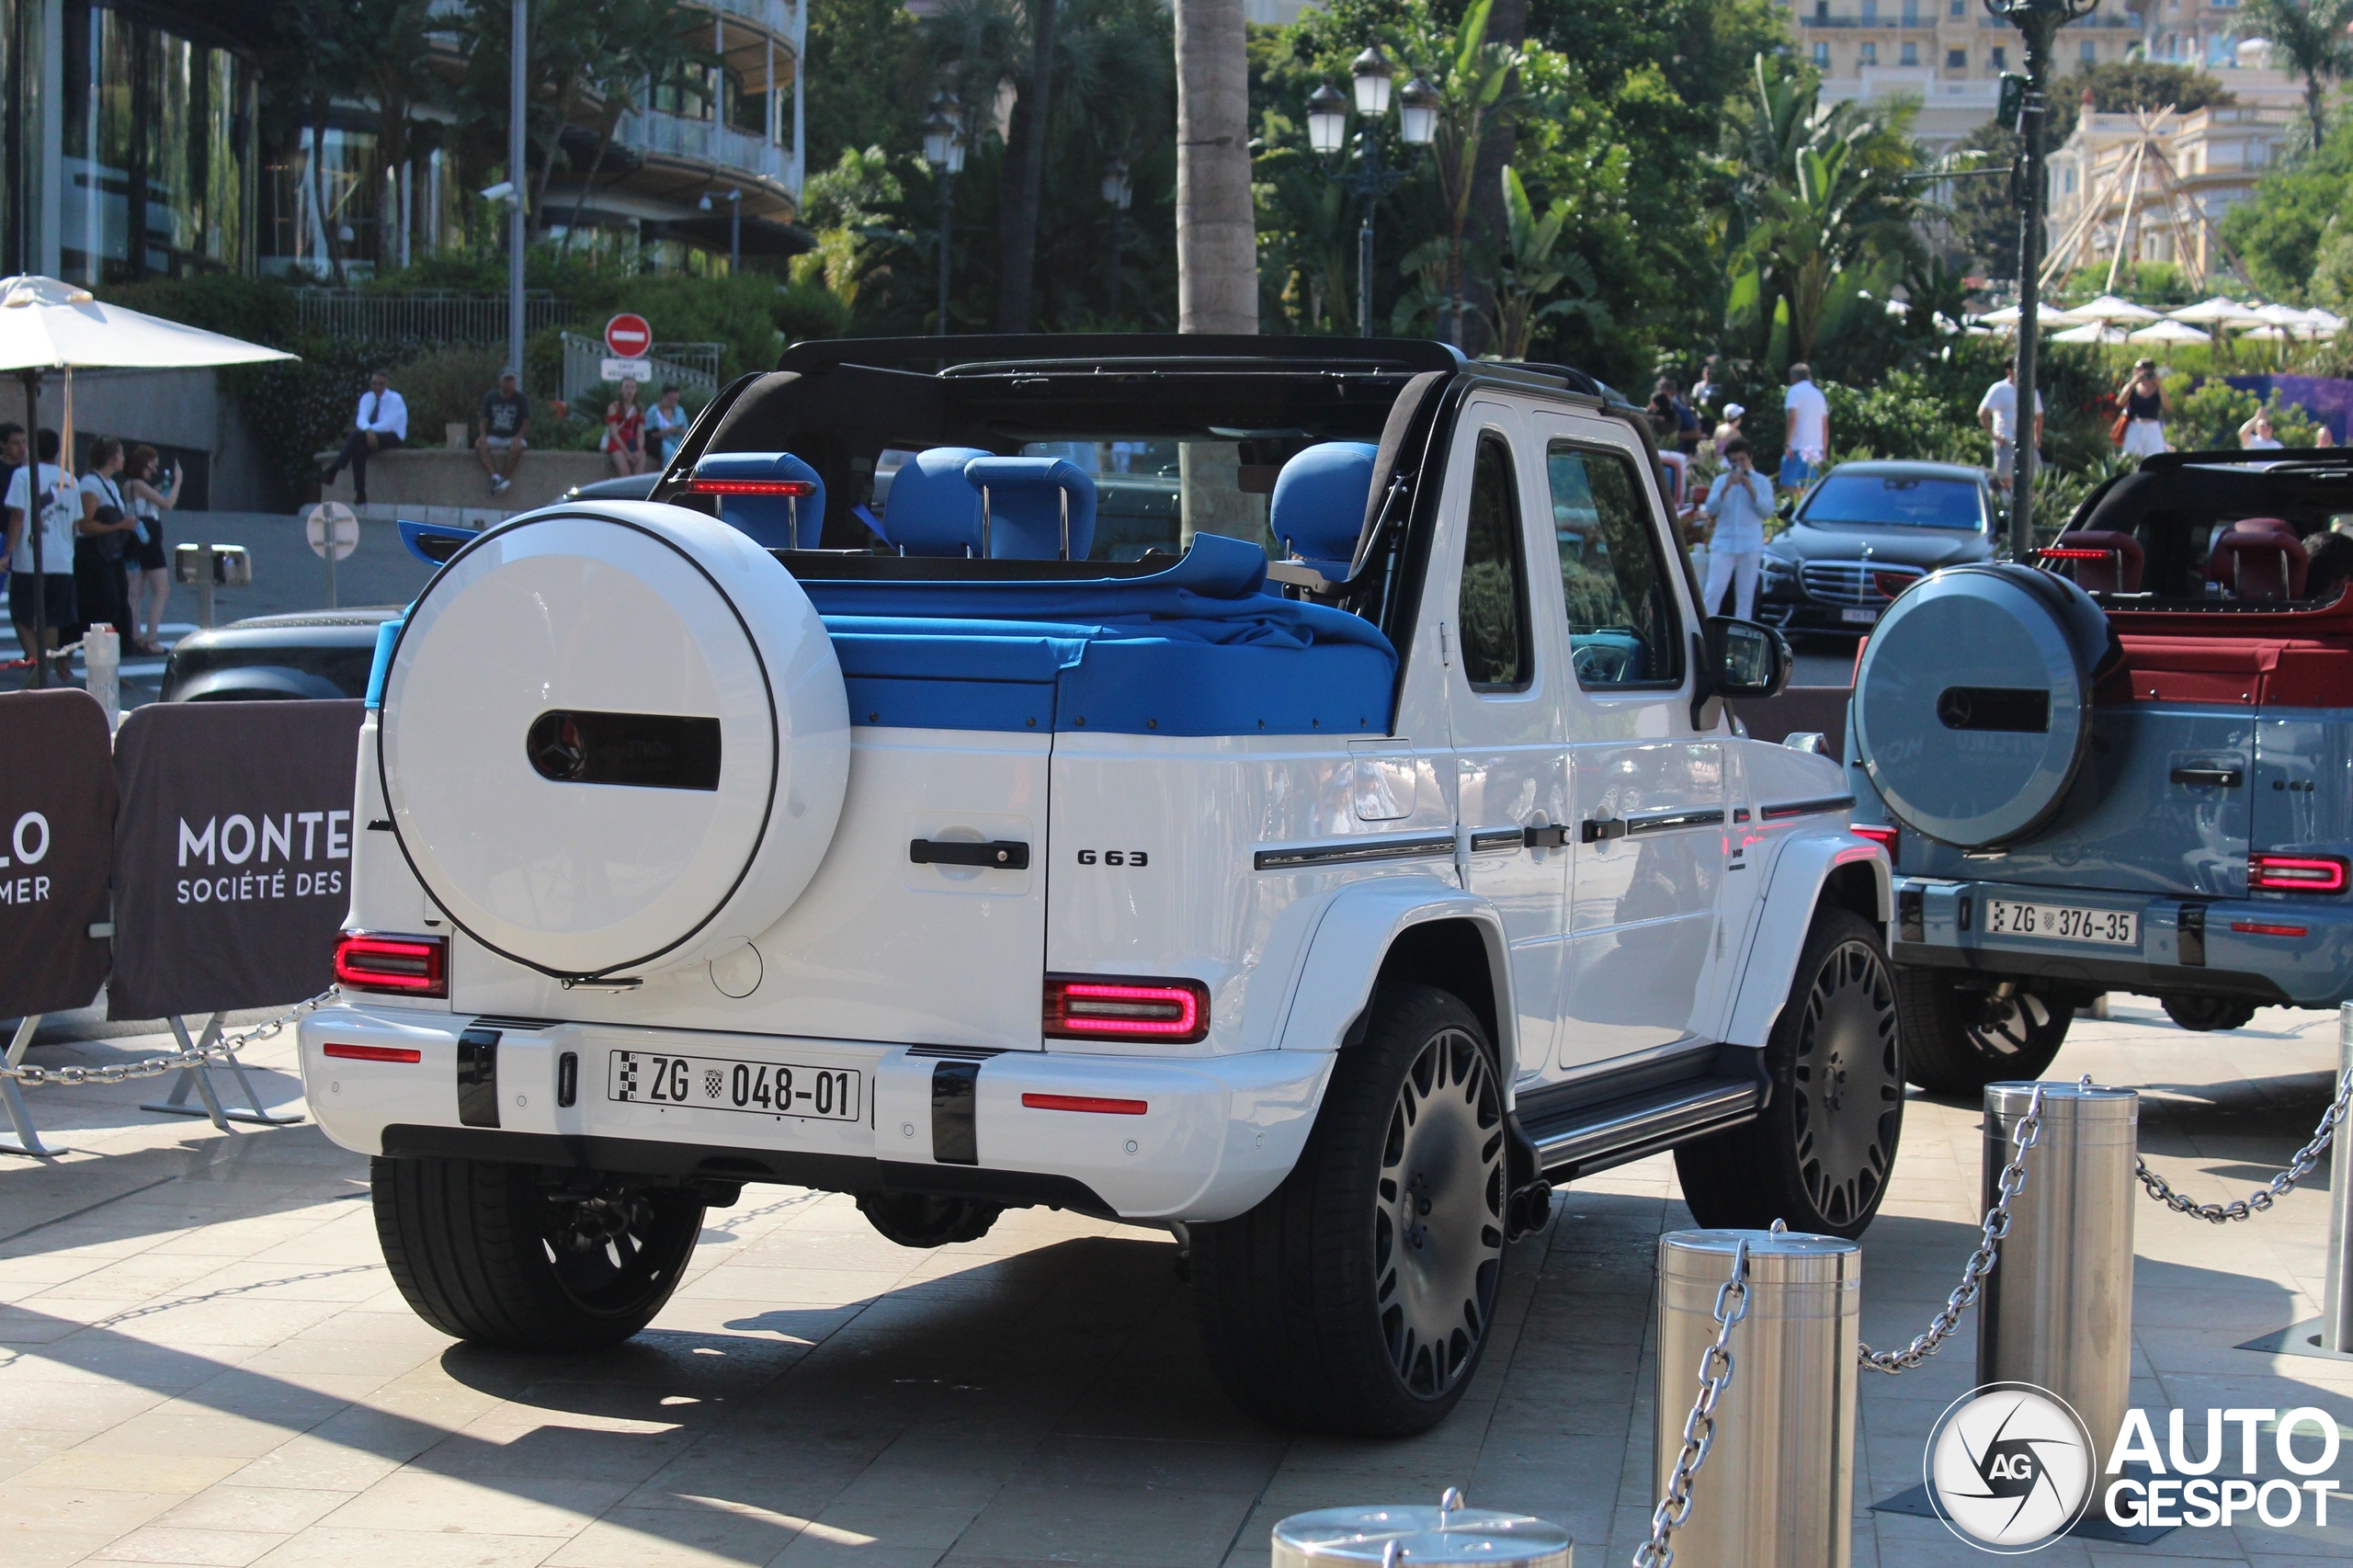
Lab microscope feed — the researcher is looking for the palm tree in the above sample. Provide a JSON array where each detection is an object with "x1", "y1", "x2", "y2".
[
  {"x1": 1403, "y1": 0, "x2": 1520, "y2": 347},
  {"x1": 1482, "y1": 166, "x2": 1605, "y2": 361},
  {"x1": 2241, "y1": 0, "x2": 2353, "y2": 152},
  {"x1": 1737, "y1": 139, "x2": 1920, "y2": 363},
  {"x1": 1173, "y1": 0, "x2": 1256, "y2": 333}
]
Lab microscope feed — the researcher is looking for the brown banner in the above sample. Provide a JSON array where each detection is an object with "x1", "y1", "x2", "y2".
[
  {"x1": 108, "y1": 699, "x2": 365, "y2": 1020},
  {"x1": 0, "y1": 688, "x2": 117, "y2": 1017}
]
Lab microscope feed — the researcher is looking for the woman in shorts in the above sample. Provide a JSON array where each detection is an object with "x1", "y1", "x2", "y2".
[
  {"x1": 123, "y1": 445, "x2": 180, "y2": 654},
  {"x1": 604, "y1": 378, "x2": 646, "y2": 478}
]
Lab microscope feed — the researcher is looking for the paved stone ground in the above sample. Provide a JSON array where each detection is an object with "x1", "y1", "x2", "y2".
[{"x1": 2, "y1": 996, "x2": 2347, "y2": 1568}]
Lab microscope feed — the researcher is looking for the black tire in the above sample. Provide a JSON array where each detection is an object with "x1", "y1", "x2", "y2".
[
  {"x1": 2162, "y1": 994, "x2": 2258, "y2": 1032},
  {"x1": 856, "y1": 1192, "x2": 1002, "y2": 1246},
  {"x1": 1895, "y1": 969, "x2": 2072, "y2": 1095},
  {"x1": 1677, "y1": 908, "x2": 1904, "y2": 1239},
  {"x1": 371, "y1": 1156, "x2": 703, "y2": 1350},
  {"x1": 1191, "y1": 984, "x2": 1506, "y2": 1437}
]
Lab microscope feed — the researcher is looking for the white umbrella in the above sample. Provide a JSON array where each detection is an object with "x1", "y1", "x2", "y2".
[
  {"x1": 2253, "y1": 302, "x2": 2310, "y2": 327},
  {"x1": 2067, "y1": 293, "x2": 2165, "y2": 324},
  {"x1": 2169, "y1": 296, "x2": 2251, "y2": 324},
  {"x1": 2052, "y1": 322, "x2": 2131, "y2": 343},
  {"x1": 0, "y1": 275, "x2": 295, "y2": 687},
  {"x1": 2304, "y1": 307, "x2": 2346, "y2": 331},
  {"x1": 2236, "y1": 324, "x2": 2293, "y2": 340},
  {"x1": 2127, "y1": 319, "x2": 2211, "y2": 343},
  {"x1": 1977, "y1": 304, "x2": 2024, "y2": 327}
]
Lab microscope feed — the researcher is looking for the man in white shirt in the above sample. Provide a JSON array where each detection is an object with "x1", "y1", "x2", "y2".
[
  {"x1": 5, "y1": 427, "x2": 79, "y2": 682},
  {"x1": 1701, "y1": 438, "x2": 1776, "y2": 620},
  {"x1": 1780, "y1": 363, "x2": 1830, "y2": 491},
  {"x1": 1976, "y1": 367, "x2": 2044, "y2": 490},
  {"x1": 320, "y1": 369, "x2": 408, "y2": 505}
]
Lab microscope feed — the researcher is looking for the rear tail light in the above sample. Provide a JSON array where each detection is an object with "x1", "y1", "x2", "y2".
[
  {"x1": 323, "y1": 1042, "x2": 423, "y2": 1063},
  {"x1": 334, "y1": 932, "x2": 449, "y2": 996},
  {"x1": 2231, "y1": 920, "x2": 2309, "y2": 937},
  {"x1": 2036, "y1": 546, "x2": 2114, "y2": 562},
  {"x1": 1851, "y1": 824, "x2": 1899, "y2": 866},
  {"x1": 2248, "y1": 854, "x2": 2348, "y2": 893},
  {"x1": 688, "y1": 478, "x2": 817, "y2": 497},
  {"x1": 1021, "y1": 1093, "x2": 1149, "y2": 1115},
  {"x1": 1042, "y1": 974, "x2": 1211, "y2": 1043}
]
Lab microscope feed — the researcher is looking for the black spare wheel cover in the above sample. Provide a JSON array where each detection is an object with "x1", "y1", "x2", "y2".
[{"x1": 1854, "y1": 563, "x2": 2113, "y2": 848}]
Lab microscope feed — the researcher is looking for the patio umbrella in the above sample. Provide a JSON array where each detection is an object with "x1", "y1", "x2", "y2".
[
  {"x1": 2169, "y1": 296, "x2": 2259, "y2": 324},
  {"x1": 0, "y1": 275, "x2": 295, "y2": 686},
  {"x1": 2127, "y1": 319, "x2": 2211, "y2": 343},
  {"x1": 2052, "y1": 322, "x2": 2131, "y2": 343},
  {"x1": 1977, "y1": 304, "x2": 2023, "y2": 327},
  {"x1": 2066, "y1": 293, "x2": 2165, "y2": 324}
]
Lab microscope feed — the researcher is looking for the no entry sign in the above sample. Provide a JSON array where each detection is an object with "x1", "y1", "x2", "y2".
[{"x1": 605, "y1": 312, "x2": 652, "y2": 358}]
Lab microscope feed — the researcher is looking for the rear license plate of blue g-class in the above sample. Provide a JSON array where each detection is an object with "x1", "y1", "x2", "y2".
[
  {"x1": 1984, "y1": 900, "x2": 2139, "y2": 947},
  {"x1": 608, "y1": 1050, "x2": 862, "y2": 1121}
]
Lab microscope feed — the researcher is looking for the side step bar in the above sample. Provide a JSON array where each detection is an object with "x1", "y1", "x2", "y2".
[{"x1": 1522, "y1": 1075, "x2": 1762, "y2": 1180}]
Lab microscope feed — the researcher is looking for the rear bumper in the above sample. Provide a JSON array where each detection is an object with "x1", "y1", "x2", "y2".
[
  {"x1": 298, "y1": 1004, "x2": 1333, "y2": 1223},
  {"x1": 1890, "y1": 875, "x2": 2353, "y2": 1007}
]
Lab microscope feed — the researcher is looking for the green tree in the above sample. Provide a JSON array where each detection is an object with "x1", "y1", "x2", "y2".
[
  {"x1": 2220, "y1": 108, "x2": 2352, "y2": 302},
  {"x1": 1480, "y1": 165, "x2": 1604, "y2": 359},
  {"x1": 558, "y1": 1, "x2": 713, "y2": 251},
  {"x1": 801, "y1": 0, "x2": 926, "y2": 174},
  {"x1": 2241, "y1": 0, "x2": 2353, "y2": 151}
]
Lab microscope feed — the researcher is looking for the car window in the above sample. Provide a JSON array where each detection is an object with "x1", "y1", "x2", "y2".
[
  {"x1": 1550, "y1": 444, "x2": 1683, "y2": 688},
  {"x1": 1802, "y1": 472, "x2": 1984, "y2": 530},
  {"x1": 1457, "y1": 432, "x2": 1532, "y2": 690}
]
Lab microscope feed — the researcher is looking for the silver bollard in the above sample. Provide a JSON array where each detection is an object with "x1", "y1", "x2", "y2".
[
  {"x1": 1273, "y1": 1490, "x2": 1572, "y2": 1568},
  {"x1": 81, "y1": 623, "x2": 119, "y2": 729},
  {"x1": 1655, "y1": 1229, "x2": 1859, "y2": 1568},
  {"x1": 2322, "y1": 1004, "x2": 2353, "y2": 1353},
  {"x1": 1979, "y1": 1081, "x2": 2138, "y2": 1464}
]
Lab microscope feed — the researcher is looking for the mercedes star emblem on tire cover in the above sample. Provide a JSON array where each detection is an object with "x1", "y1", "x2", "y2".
[
  {"x1": 378, "y1": 502, "x2": 849, "y2": 979},
  {"x1": 1854, "y1": 563, "x2": 2112, "y2": 849}
]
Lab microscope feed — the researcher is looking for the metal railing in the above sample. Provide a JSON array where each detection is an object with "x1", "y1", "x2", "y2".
[
  {"x1": 614, "y1": 108, "x2": 787, "y2": 185},
  {"x1": 560, "y1": 332, "x2": 724, "y2": 411},
  {"x1": 291, "y1": 290, "x2": 574, "y2": 345},
  {"x1": 700, "y1": 0, "x2": 797, "y2": 33}
]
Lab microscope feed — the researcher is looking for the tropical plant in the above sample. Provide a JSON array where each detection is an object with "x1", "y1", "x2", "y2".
[
  {"x1": 2241, "y1": 0, "x2": 2353, "y2": 152},
  {"x1": 1404, "y1": 0, "x2": 1520, "y2": 347},
  {"x1": 1480, "y1": 166, "x2": 1606, "y2": 361}
]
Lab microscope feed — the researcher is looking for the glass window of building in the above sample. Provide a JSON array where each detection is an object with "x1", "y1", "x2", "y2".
[
  {"x1": 1860, "y1": 41, "x2": 1878, "y2": 64},
  {"x1": 2081, "y1": 39, "x2": 2097, "y2": 62},
  {"x1": 1813, "y1": 41, "x2": 1831, "y2": 67},
  {"x1": 1903, "y1": 0, "x2": 1919, "y2": 22},
  {"x1": 1947, "y1": 47, "x2": 1967, "y2": 68},
  {"x1": 1901, "y1": 40, "x2": 1919, "y2": 64},
  {"x1": 1990, "y1": 45, "x2": 2006, "y2": 69},
  {"x1": 1861, "y1": 0, "x2": 1877, "y2": 21}
]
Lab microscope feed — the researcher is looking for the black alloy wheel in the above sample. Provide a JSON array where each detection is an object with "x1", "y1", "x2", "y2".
[
  {"x1": 1896, "y1": 970, "x2": 2073, "y2": 1095},
  {"x1": 1375, "y1": 1024, "x2": 1506, "y2": 1398}
]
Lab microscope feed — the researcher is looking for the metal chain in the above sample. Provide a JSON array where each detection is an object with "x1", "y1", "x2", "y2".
[
  {"x1": 1859, "y1": 1081, "x2": 2045, "y2": 1375},
  {"x1": 2134, "y1": 1066, "x2": 2353, "y2": 1223},
  {"x1": 1631, "y1": 1238, "x2": 1750, "y2": 1568},
  {"x1": 0, "y1": 992, "x2": 331, "y2": 1088}
]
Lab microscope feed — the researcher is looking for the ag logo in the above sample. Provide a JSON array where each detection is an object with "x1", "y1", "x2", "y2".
[{"x1": 1925, "y1": 1382, "x2": 2096, "y2": 1551}]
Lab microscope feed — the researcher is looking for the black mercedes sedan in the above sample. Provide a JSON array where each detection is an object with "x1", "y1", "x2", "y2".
[{"x1": 1756, "y1": 460, "x2": 1998, "y2": 635}]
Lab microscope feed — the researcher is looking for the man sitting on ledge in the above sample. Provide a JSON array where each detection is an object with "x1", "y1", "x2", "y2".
[
  {"x1": 477, "y1": 369, "x2": 530, "y2": 496},
  {"x1": 320, "y1": 370, "x2": 406, "y2": 506}
]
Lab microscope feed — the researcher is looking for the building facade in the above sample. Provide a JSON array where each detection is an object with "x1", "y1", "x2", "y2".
[{"x1": 2045, "y1": 99, "x2": 2290, "y2": 282}]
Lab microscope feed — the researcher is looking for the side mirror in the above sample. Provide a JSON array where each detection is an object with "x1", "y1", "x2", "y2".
[{"x1": 1708, "y1": 616, "x2": 1790, "y2": 699}]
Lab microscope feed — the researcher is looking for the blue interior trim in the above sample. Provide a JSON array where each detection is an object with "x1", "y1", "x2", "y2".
[
  {"x1": 692, "y1": 450, "x2": 827, "y2": 549},
  {"x1": 365, "y1": 619, "x2": 404, "y2": 710},
  {"x1": 399, "y1": 517, "x2": 476, "y2": 568}
]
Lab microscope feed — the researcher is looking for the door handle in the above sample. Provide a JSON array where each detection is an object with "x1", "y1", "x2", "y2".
[
  {"x1": 1523, "y1": 824, "x2": 1570, "y2": 849},
  {"x1": 2168, "y1": 767, "x2": 2243, "y2": 788},
  {"x1": 1581, "y1": 819, "x2": 1627, "y2": 844},
  {"x1": 909, "y1": 838, "x2": 1030, "y2": 869}
]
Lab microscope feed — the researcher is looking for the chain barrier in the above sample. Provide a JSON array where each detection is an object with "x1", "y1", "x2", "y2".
[
  {"x1": 1859, "y1": 1081, "x2": 2045, "y2": 1375},
  {"x1": 2132, "y1": 1067, "x2": 2353, "y2": 1223},
  {"x1": 0, "y1": 992, "x2": 330, "y2": 1088},
  {"x1": 1631, "y1": 1237, "x2": 1750, "y2": 1568}
]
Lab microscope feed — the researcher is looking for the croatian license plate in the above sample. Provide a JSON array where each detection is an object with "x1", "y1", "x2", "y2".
[
  {"x1": 608, "y1": 1050, "x2": 862, "y2": 1121},
  {"x1": 1841, "y1": 607, "x2": 1880, "y2": 625},
  {"x1": 1984, "y1": 900, "x2": 2139, "y2": 946}
]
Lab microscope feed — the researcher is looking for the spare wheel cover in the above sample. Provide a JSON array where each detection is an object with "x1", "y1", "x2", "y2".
[
  {"x1": 1853, "y1": 564, "x2": 2098, "y2": 849},
  {"x1": 380, "y1": 502, "x2": 847, "y2": 978}
]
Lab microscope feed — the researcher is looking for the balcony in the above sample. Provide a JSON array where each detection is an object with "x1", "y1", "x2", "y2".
[
  {"x1": 697, "y1": 0, "x2": 799, "y2": 33},
  {"x1": 615, "y1": 108, "x2": 789, "y2": 187}
]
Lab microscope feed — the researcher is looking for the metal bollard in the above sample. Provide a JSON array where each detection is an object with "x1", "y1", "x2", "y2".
[
  {"x1": 1655, "y1": 1229, "x2": 1859, "y2": 1568},
  {"x1": 2322, "y1": 1004, "x2": 2353, "y2": 1353},
  {"x1": 1978, "y1": 1081, "x2": 2137, "y2": 1464},
  {"x1": 81, "y1": 624, "x2": 119, "y2": 729},
  {"x1": 1273, "y1": 1490, "x2": 1572, "y2": 1568}
]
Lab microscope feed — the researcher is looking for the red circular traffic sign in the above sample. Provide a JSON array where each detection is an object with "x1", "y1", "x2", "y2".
[{"x1": 604, "y1": 313, "x2": 652, "y2": 357}]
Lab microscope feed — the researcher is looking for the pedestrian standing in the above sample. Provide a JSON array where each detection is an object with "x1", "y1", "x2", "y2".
[
  {"x1": 5, "y1": 429, "x2": 77, "y2": 683},
  {"x1": 74, "y1": 436, "x2": 139, "y2": 647},
  {"x1": 1691, "y1": 357, "x2": 1722, "y2": 412},
  {"x1": 123, "y1": 445, "x2": 179, "y2": 654},
  {"x1": 2114, "y1": 359, "x2": 2169, "y2": 458},
  {"x1": 644, "y1": 384, "x2": 689, "y2": 472},
  {"x1": 1780, "y1": 364, "x2": 1830, "y2": 491},
  {"x1": 1976, "y1": 366, "x2": 2043, "y2": 491},
  {"x1": 1701, "y1": 437, "x2": 1774, "y2": 620},
  {"x1": 604, "y1": 377, "x2": 646, "y2": 478},
  {"x1": 320, "y1": 370, "x2": 407, "y2": 505},
  {"x1": 1711, "y1": 403, "x2": 1746, "y2": 459}
]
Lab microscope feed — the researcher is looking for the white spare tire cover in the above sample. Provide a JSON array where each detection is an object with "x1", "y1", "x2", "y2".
[
  {"x1": 380, "y1": 501, "x2": 848, "y2": 979},
  {"x1": 1853, "y1": 563, "x2": 2112, "y2": 849}
]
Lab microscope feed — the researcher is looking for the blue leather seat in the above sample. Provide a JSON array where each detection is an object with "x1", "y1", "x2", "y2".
[
  {"x1": 961, "y1": 456, "x2": 1097, "y2": 560},
  {"x1": 880, "y1": 447, "x2": 991, "y2": 555},
  {"x1": 688, "y1": 450, "x2": 825, "y2": 550},
  {"x1": 1270, "y1": 442, "x2": 1378, "y2": 581}
]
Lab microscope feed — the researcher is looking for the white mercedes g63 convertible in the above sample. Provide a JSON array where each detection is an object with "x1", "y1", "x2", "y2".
[{"x1": 303, "y1": 336, "x2": 1897, "y2": 1437}]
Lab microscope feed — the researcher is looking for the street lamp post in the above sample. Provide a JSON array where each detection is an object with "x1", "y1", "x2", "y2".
[
  {"x1": 1985, "y1": 0, "x2": 2099, "y2": 562},
  {"x1": 1306, "y1": 46, "x2": 1437, "y2": 337},
  {"x1": 1101, "y1": 159, "x2": 1133, "y2": 323},
  {"x1": 922, "y1": 94, "x2": 965, "y2": 335},
  {"x1": 727, "y1": 188, "x2": 742, "y2": 272}
]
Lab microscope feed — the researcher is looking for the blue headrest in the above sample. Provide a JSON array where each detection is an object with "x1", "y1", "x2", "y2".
[
  {"x1": 1271, "y1": 442, "x2": 1378, "y2": 574},
  {"x1": 962, "y1": 456, "x2": 1097, "y2": 560},
  {"x1": 690, "y1": 451, "x2": 826, "y2": 550},
  {"x1": 881, "y1": 447, "x2": 991, "y2": 555}
]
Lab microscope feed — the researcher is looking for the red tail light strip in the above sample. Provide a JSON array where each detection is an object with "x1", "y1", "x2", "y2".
[
  {"x1": 2036, "y1": 546, "x2": 2115, "y2": 562},
  {"x1": 2248, "y1": 855, "x2": 2349, "y2": 893},
  {"x1": 1850, "y1": 824, "x2": 1899, "y2": 860},
  {"x1": 323, "y1": 1042, "x2": 424, "y2": 1063},
  {"x1": 1021, "y1": 1093, "x2": 1149, "y2": 1115},
  {"x1": 688, "y1": 479, "x2": 816, "y2": 496},
  {"x1": 2230, "y1": 921, "x2": 2309, "y2": 937},
  {"x1": 334, "y1": 932, "x2": 449, "y2": 997},
  {"x1": 1042, "y1": 975, "x2": 1211, "y2": 1043}
]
